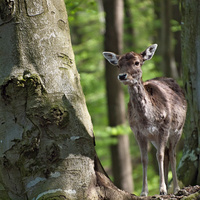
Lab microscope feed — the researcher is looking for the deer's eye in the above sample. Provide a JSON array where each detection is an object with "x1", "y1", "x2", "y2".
[{"x1": 135, "y1": 61, "x2": 140, "y2": 66}]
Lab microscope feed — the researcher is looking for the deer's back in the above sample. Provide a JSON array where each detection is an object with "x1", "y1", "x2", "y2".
[
  {"x1": 144, "y1": 77, "x2": 186, "y2": 109},
  {"x1": 145, "y1": 77, "x2": 187, "y2": 129}
]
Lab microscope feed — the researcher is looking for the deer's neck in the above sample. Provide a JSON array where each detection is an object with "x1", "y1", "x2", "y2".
[{"x1": 128, "y1": 80, "x2": 151, "y2": 114}]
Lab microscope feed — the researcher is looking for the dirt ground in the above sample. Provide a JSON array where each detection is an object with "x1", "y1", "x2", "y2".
[{"x1": 144, "y1": 185, "x2": 200, "y2": 200}]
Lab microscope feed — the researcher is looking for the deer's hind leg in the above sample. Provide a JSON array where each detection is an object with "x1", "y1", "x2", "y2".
[{"x1": 168, "y1": 130, "x2": 182, "y2": 194}]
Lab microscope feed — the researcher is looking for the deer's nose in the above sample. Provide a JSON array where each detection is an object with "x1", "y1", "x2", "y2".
[{"x1": 118, "y1": 73, "x2": 127, "y2": 81}]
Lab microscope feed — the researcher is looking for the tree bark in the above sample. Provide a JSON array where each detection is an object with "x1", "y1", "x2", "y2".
[
  {"x1": 177, "y1": 0, "x2": 200, "y2": 186},
  {"x1": 0, "y1": 0, "x2": 97, "y2": 199},
  {"x1": 103, "y1": 0, "x2": 133, "y2": 193}
]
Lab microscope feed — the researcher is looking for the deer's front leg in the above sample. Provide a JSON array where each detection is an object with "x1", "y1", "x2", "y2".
[
  {"x1": 137, "y1": 137, "x2": 148, "y2": 196},
  {"x1": 157, "y1": 142, "x2": 167, "y2": 195}
]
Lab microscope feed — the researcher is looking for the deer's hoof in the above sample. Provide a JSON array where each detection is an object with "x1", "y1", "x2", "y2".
[
  {"x1": 160, "y1": 184, "x2": 167, "y2": 195},
  {"x1": 140, "y1": 191, "x2": 148, "y2": 197},
  {"x1": 174, "y1": 186, "x2": 180, "y2": 194},
  {"x1": 160, "y1": 191, "x2": 167, "y2": 195}
]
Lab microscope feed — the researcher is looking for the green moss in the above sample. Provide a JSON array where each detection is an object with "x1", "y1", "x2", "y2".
[
  {"x1": 50, "y1": 105, "x2": 69, "y2": 128},
  {"x1": 1, "y1": 74, "x2": 46, "y2": 102},
  {"x1": 0, "y1": 191, "x2": 11, "y2": 200},
  {"x1": 1, "y1": 74, "x2": 70, "y2": 130},
  {"x1": 24, "y1": 73, "x2": 47, "y2": 96},
  {"x1": 1, "y1": 77, "x2": 24, "y2": 101},
  {"x1": 181, "y1": 191, "x2": 200, "y2": 200}
]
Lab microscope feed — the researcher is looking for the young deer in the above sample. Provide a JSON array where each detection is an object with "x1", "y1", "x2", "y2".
[{"x1": 103, "y1": 44, "x2": 187, "y2": 196}]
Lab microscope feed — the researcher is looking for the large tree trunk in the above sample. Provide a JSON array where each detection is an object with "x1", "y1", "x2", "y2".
[
  {"x1": 102, "y1": 0, "x2": 133, "y2": 193},
  {"x1": 0, "y1": 0, "x2": 96, "y2": 199},
  {"x1": 177, "y1": 0, "x2": 200, "y2": 186},
  {"x1": 0, "y1": 1, "x2": 137, "y2": 199}
]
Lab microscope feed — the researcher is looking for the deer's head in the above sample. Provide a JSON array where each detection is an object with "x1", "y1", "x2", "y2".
[{"x1": 103, "y1": 44, "x2": 157, "y2": 85}]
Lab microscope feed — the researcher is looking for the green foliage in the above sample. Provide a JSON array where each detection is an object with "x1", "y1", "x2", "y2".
[
  {"x1": 96, "y1": 124, "x2": 132, "y2": 137},
  {"x1": 66, "y1": 0, "x2": 105, "y2": 126},
  {"x1": 94, "y1": 124, "x2": 132, "y2": 170},
  {"x1": 171, "y1": 19, "x2": 181, "y2": 32},
  {"x1": 125, "y1": 0, "x2": 155, "y2": 51},
  {"x1": 65, "y1": 0, "x2": 181, "y2": 196},
  {"x1": 65, "y1": 0, "x2": 97, "y2": 22}
]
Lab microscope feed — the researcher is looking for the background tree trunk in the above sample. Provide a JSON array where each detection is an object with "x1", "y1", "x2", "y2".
[
  {"x1": 124, "y1": 0, "x2": 135, "y2": 51},
  {"x1": 153, "y1": 0, "x2": 161, "y2": 54},
  {"x1": 160, "y1": 0, "x2": 178, "y2": 78},
  {"x1": 102, "y1": 0, "x2": 133, "y2": 193},
  {"x1": 177, "y1": 0, "x2": 200, "y2": 186},
  {"x1": 172, "y1": 0, "x2": 182, "y2": 76}
]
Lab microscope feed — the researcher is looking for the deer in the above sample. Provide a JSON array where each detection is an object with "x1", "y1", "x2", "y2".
[{"x1": 103, "y1": 44, "x2": 187, "y2": 196}]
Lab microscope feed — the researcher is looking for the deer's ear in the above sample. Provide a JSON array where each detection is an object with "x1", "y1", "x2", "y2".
[
  {"x1": 141, "y1": 44, "x2": 158, "y2": 62},
  {"x1": 103, "y1": 52, "x2": 119, "y2": 66}
]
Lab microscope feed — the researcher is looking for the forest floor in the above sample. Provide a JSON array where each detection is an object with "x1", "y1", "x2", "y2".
[{"x1": 141, "y1": 185, "x2": 200, "y2": 200}]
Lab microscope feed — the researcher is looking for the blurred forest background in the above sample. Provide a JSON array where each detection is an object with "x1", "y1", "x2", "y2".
[{"x1": 64, "y1": 0, "x2": 187, "y2": 196}]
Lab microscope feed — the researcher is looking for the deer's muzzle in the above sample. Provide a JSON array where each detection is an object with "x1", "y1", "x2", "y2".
[{"x1": 118, "y1": 73, "x2": 127, "y2": 81}]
